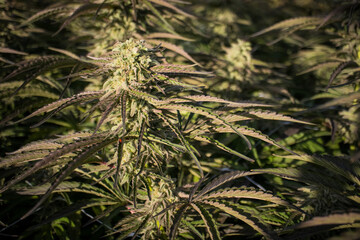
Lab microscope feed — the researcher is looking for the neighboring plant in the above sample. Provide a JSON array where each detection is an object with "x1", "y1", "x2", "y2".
[{"x1": 248, "y1": 0, "x2": 360, "y2": 238}]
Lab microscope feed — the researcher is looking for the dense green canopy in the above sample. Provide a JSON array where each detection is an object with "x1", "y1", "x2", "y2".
[{"x1": 0, "y1": 0, "x2": 359, "y2": 239}]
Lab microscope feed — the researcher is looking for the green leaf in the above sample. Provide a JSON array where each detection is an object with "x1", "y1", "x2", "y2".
[
  {"x1": 0, "y1": 150, "x2": 50, "y2": 168},
  {"x1": 53, "y1": 3, "x2": 111, "y2": 36},
  {"x1": 113, "y1": 212, "x2": 147, "y2": 229},
  {"x1": 252, "y1": 167, "x2": 349, "y2": 191},
  {"x1": 296, "y1": 212, "x2": 360, "y2": 229},
  {"x1": 145, "y1": 32, "x2": 194, "y2": 42},
  {"x1": 153, "y1": 95, "x2": 271, "y2": 108},
  {"x1": 17, "y1": 181, "x2": 115, "y2": 200},
  {"x1": 151, "y1": 65, "x2": 211, "y2": 77},
  {"x1": 148, "y1": 0, "x2": 196, "y2": 19},
  {"x1": 14, "y1": 91, "x2": 103, "y2": 124},
  {"x1": 20, "y1": 136, "x2": 117, "y2": 220},
  {"x1": 181, "y1": 219, "x2": 205, "y2": 240},
  {"x1": 195, "y1": 171, "x2": 258, "y2": 200},
  {"x1": 147, "y1": 40, "x2": 201, "y2": 66},
  {"x1": 284, "y1": 212, "x2": 360, "y2": 239},
  {"x1": 202, "y1": 200, "x2": 278, "y2": 240},
  {"x1": 2, "y1": 56, "x2": 80, "y2": 95},
  {"x1": 157, "y1": 104, "x2": 251, "y2": 149},
  {"x1": 48, "y1": 47, "x2": 81, "y2": 61},
  {"x1": 170, "y1": 204, "x2": 190, "y2": 240},
  {"x1": 0, "y1": 133, "x2": 111, "y2": 194},
  {"x1": 191, "y1": 203, "x2": 221, "y2": 240},
  {"x1": 296, "y1": 61, "x2": 339, "y2": 76},
  {"x1": 198, "y1": 187, "x2": 291, "y2": 208},
  {"x1": 221, "y1": 110, "x2": 313, "y2": 125},
  {"x1": 312, "y1": 91, "x2": 360, "y2": 110},
  {"x1": 19, "y1": 6, "x2": 70, "y2": 27},
  {"x1": 155, "y1": 110, "x2": 203, "y2": 177},
  {"x1": 250, "y1": 16, "x2": 322, "y2": 37},
  {"x1": 8, "y1": 140, "x2": 62, "y2": 155},
  {"x1": 205, "y1": 125, "x2": 295, "y2": 155},
  {"x1": 194, "y1": 135, "x2": 254, "y2": 162},
  {"x1": 142, "y1": 0, "x2": 176, "y2": 34},
  {"x1": 266, "y1": 154, "x2": 360, "y2": 186},
  {"x1": 0, "y1": 47, "x2": 27, "y2": 55}
]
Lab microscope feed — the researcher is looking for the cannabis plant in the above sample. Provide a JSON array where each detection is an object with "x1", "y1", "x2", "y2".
[
  {"x1": 0, "y1": 1, "x2": 308, "y2": 238},
  {"x1": 1, "y1": 0, "x2": 359, "y2": 239}
]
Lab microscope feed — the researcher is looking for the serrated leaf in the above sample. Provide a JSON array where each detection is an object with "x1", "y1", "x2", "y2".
[
  {"x1": 113, "y1": 212, "x2": 147, "y2": 229},
  {"x1": 14, "y1": 91, "x2": 103, "y2": 124},
  {"x1": 19, "y1": 6, "x2": 70, "y2": 27},
  {"x1": 194, "y1": 135, "x2": 254, "y2": 162},
  {"x1": 296, "y1": 61, "x2": 339, "y2": 76},
  {"x1": 157, "y1": 104, "x2": 251, "y2": 149},
  {"x1": 17, "y1": 181, "x2": 115, "y2": 200},
  {"x1": 181, "y1": 219, "x2": 205, "y2": 240},
  {"x1": 128, "y1": 87, "x2": 159, "y2": 101},
  {"x1": 326, "y1": 61, "x2": 355, "y2": 91},
  {"x1": 94, "y1": 95, "x2": 119, "y2": 134},
  {"x1": 149, "y1": 0, "x2": 196, "y2": 19},
  {"x1": 2, "y1": 56, "x2": 63, "y2": 82},
  {"x1": 198, "y1": 187, "x2": 291, "y2": 208},
  {"x1": 20, "y1": 136, "x2": 117, "y2": 220},
  {"x1": 316, "y1": 3, "x2": 351, "y2": 30},
  {"x1": 53, "y1": 3, "x2": 110, "y2": 36},
  {"x1": 195, "y1": 171, "x2": 258, "y2": 200},
  {"x1": 191, "y1": 203, "x2": 221, "y2": 240},
  {"x1": 0, "y1": 133, "x2": 110, "y2": 194},
  {"x1": 202, "y1": 200, "x2": 278, "y2": 240},
  {"x1": 2, "y1": 56, "x2": 79, "y2": 95},
  {"x1": 154, "y1": 74, "x2": 202, "y2": 92},
  {"x1": 8, "y1": 140, "x2": 63, "y2": 155},
  {"x1": 146, "y1": 134, "x2": 186, "y2": 151},
  {"x1": 151, "y1": 64, "x2": 211, "y2": 77},
  {"x1": 154, "y1": 95, "x2": 271, "y2": 108},
  {"x1": 55, "y1": 131, "x2": 93, "y2": 141},
  {"x1": 252, "y1": 167, "x2": 348, "y2": 191},
  {"x1": 312, "y1": 91, "x2": 360, "y2": 110},
  {"x1": 206, "y1": 125, "x2": 295, "y2": 154},
  {"x1": 250, "y1": 17, "x2": 322, "y2": 38},
  {"x1": 0, "y1": 151, "x2": 50, "y2": 168},
  {"x1": 145, "y1": 32, "x2": 194, "y2": 41},
  {"x1": 220, "y1": 110, "x2": 313, "y2": 125},
  {"x1": 147, "y1": 40, "x2": 200, "y2": 66},
  {"x1": 270, "y1": 153, "x2": 360, "y2": 184},
  {"x1": 299, "y1": 154, "x2": 360, "y2": 185},
  {"x1": 296, "y1": 212, "x2": 360, "y2": 229},
  {"x1": 283, "y1": 212, "x2": 360, "y2": 239},
  {"x1": 130, "y1": 213, "x2": 153, "y2": 240},
  {"x1": 155, "y1": 110, "x2": 203, "y2": 177},
  {"x1": 142, "y1": 0, "x2": 175, "y2": 34},
  {"x1": 48, "y1": 47, "x2": 81, "y2": 61},
  {"x1": 170, "y1": 204, "x2": 189, "y2": 240}
]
